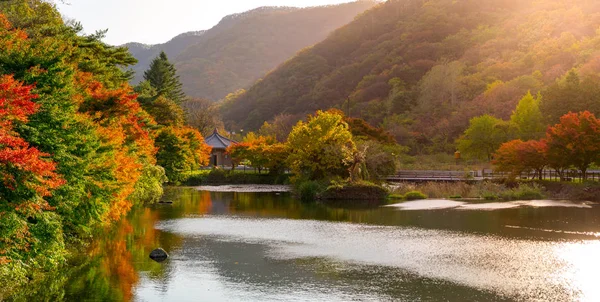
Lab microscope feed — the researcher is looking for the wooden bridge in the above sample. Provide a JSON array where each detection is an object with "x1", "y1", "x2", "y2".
[
  {"x1": 385, "y1": 170, "x2": 600, "y2": 183},
  {"x1": 385, "y1": 170, "x2": 481, "y2": 182}
]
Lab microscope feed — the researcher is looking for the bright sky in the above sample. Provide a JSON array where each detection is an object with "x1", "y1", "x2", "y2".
[{"x1": 56, "y1": 0, "x2": 357, "y2": 46}]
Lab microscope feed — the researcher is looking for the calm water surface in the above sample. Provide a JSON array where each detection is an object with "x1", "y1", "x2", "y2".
[{"x1": 12, "y1": 187, "x2": 600, "y2": 301}]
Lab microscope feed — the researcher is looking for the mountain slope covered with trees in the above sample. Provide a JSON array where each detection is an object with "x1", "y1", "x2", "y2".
[
  {"x1": 124, "y1": 31, "x2": 206, "y2": 84},
  {"x1": 125, "y1": 1, "x2": 378, "y2": 100},
  {"x1": 222, "y1": 0, "x2": 600, "y2": 153}
]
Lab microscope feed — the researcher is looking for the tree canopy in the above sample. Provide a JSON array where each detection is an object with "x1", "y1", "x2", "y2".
[
  {"x1": 510, "y1": 92, "x2": 545, "y2": 141},
  {"x1": 0, "y1": 2, "x2": 209, "y2": 292},
  {"x1": 457, "y1": 115, "x2": 515, "y2": 161},
  {"x1": 286, "y1": 110, "x2": 355, "y2": 180}
]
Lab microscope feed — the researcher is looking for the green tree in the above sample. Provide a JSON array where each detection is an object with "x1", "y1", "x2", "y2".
[
  {"x1": 510, "y1": 91, "x2": 545, "y2": 140},
  {"x1": 287, "y1": 110, "x2": 356, "y2": 180},
  {"x1": 457, "y1": 115, "x2": 515, "y2": 161},
  {"x1": 140, "y1": 95, "x2": 185, "y2": 127},
  {"x1": 143, "y1": 51, "x2": 185, "y2": 104},
  {"x1": 540, "y1": 71, "x2": 600, "y2": 123},
  {"x1": 154, "y1": 127, "x2": 210, "y2": 183}
]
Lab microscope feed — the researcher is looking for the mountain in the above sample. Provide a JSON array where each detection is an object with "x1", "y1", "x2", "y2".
[
  {"x1": 221, "y1": 0, "x2": 600, "y2": 151},
  {"x1": 124, "y1": 1, "x2": 379, "y2": 100},
  {"x1": 124, "y1": 31, "x2": 206, "y2": 84}
]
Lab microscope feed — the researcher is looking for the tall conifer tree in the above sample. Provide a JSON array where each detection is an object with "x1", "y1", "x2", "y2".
[{"x1": 143, "y1": 51, "x2": 186, "y2": 104}]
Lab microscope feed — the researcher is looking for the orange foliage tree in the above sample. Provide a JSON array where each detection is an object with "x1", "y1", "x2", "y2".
[
  {"x1": 226, "y1": 141, "x2": 252, "y2": 168},
  {"x1": 494, "y1": 139, "x2": 547, "y2": 180},
  {"x1": 494, "y1": 111, "x2": 600, "y2": 180},
  {"x1": 77, "y1": 77, "x2": 159, "y2": 221},
  {"x1": 545, "y1": 111, "x2": 600, "y2": 179},
  {"x1": 0, "y1": 75, "x2": 65, "y2": 264},
  {"x1": 226, "y1": 135, "x2": 287, "y2": 174}
]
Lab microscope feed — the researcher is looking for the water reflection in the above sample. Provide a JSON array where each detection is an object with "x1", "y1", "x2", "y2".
[{"x1": 8, "y1": 188, "x2": 600, "y2": 301}]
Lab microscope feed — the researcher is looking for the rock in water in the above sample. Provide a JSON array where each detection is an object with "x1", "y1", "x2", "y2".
[{"x1": 150, "y1": 248, "x2": 169, "y2": 262}]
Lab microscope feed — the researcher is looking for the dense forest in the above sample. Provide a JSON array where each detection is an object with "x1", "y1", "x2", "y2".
[
  {"x1": 0, "y1": 0, "x2": 211, "y2": 294},
  {"x1": 222, "y1": 0, "x2": 600, "y2": 154},
  {"x1": 125, "y1": 1, "x2": 378, "y2": 100}
]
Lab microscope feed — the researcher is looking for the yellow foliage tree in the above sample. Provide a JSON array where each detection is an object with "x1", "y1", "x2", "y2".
[{"x1": 286, "y1": 110, "x2": 355, "y2": 180}]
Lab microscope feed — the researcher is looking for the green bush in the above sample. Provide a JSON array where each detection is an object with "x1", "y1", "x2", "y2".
[
  {"x1": 130, "y1": 164, "x2": 168, "y2": 203},
  {"x1": 320, "y1": 181, "x2": 389, "y2": 201},
  {"x1": 482, "y1": 192, "x2": 499, "y2": 200},
  {"x1": 180, "y1": 170, "x2": 210, "y2": 186},
  {"x1": 404, "y1": 191, "x2": 428, "y2": 200},
  {"x1": 499, "y1": 184, "x2": 545, "y2": 200},
  {"x1": 449, "y1": 195, "x2": 462, "y2": 199},
  {"x1": 297, "y1": 180, "x2": 326, "y2": 202},
  {"x1": 206, "y1": 169, "x2": 228, "y2": 184}
]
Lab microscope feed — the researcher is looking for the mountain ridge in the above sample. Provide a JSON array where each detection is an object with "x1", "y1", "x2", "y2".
[
  {"x1": 123, "y1": 1, "x2": 379, "y2": 99},
  {"x1": 221, "y1": 0, "x2": 600, "y2": 152}
]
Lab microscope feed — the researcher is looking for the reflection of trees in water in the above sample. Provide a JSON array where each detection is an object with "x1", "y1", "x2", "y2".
[
  {"x1": 11, "y1": 188, "x2": 600, "y2": 300},
  {"x1": 225, "y1": 191, "x2": 393, "y2": 223},
  {"x1": 212, "y1": 189, "x2": 600, "y2": 240},
  {"x1": 10, "y1": 194, "x2": 189, "y2": 301}
]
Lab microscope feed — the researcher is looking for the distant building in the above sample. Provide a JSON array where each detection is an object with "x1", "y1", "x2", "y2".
[{"x1": 204, "y1": 129, "x2": 236, "y2": 167}]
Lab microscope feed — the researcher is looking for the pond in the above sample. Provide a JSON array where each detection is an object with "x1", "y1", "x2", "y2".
[{"x1": 10, "y1": 187, "x2": 600, "y2": 301}]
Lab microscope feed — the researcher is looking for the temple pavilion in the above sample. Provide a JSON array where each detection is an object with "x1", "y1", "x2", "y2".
[{"x1": 204, "y1": 129, "x2": 236, "y2": 167}]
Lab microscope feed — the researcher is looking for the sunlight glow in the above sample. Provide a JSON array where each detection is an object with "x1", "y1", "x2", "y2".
[
  {"x1": 554, "y1": 241, "x2": 600, "y2": 301},
  {"x1": 55, "y1": 0, "x2": 363, "y2": 45}
]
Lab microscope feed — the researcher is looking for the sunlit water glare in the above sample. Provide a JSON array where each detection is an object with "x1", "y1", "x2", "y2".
[{"x1": 152, "y1": 216, "x2": 600, "y2": 301}]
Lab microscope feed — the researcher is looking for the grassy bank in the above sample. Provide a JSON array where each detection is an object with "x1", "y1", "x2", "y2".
[
  {"x1": 180, "y1": 169, "x2": 291, "y2": 186},
  {"x1": 388, "y1": 180, "x2": 600, "y2": 202},
  {"x1": 388, "y1": 181, "x2": 545, "y2": 201}
]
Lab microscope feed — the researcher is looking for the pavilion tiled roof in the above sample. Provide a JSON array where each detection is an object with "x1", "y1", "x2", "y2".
[{"x1": 204, "y1": 129, "x2": 236, "y2": 149}]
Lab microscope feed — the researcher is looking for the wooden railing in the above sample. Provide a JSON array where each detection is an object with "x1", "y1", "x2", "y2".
[
  {"x1": 387, "y1": 170, "x2": 475, "y2": 182},
  {"x1": 386, "y1": 169, "x2": 600, "y2": 182}
]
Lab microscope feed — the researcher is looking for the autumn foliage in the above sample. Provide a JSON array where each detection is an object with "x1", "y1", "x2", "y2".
[
  {"x1": 0, "y1": 75, "x2": 65, "y2": 203},
  {"x1": 0, "y1": 7, "x2": 208, "y2": 291},
  {"x1": 493, "y1": 139, "x2": 547, "y2": 179},
  {"x1": 494, "y1": 111, "x2": 600, "y2": 179},
  {"x1": 0, "y1": 75, "x2": 65, "y2": 266},
  {"x1": 226, "y1": 135, "x2": 287, "y2": 174},
  {"x1": 546, "y1": 111, "x2": 600, "y2": 178}
]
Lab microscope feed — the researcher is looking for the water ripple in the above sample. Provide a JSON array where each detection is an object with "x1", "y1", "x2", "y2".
[{"x1": 156, "y1": 216, "x2": 600, "y2": 301}]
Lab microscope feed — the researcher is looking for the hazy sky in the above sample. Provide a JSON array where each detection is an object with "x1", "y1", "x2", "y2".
[{"x1": 56, "y1": 0, "x2": 357, "y2": 46}]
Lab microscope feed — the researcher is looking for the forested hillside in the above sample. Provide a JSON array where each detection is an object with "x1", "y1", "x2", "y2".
[
  {"x1": 222, "y1": 0, "x2": 600, "y2": 153},
  {"x1": 124, "y1": 31, "x2": 206, "y2": 84},
  {"x1": 125, "y1": 1, "x2": 378, "y2": 100}
]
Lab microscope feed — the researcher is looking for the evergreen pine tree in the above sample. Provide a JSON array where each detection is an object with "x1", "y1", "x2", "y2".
[{"x1": 143, "y1": 51, "x2": 186, "y2": 104}]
